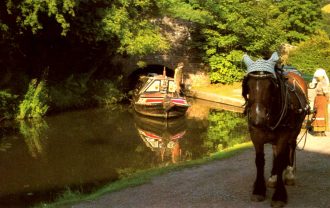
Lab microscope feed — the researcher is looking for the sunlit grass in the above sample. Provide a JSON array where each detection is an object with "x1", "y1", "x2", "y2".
[{"x1": 34, "y1": 142, "x2": 252, "y2": 208}]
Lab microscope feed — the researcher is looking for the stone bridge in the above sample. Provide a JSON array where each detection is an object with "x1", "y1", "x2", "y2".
[
  {"x1": 112, "y1": 52, "x2": 209, "y2": 90},
  {"x1": 110, "y1": 17, "x2": 210, "y2": 91}
]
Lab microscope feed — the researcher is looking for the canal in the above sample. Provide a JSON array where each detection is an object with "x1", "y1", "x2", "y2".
[{"x1": 0, "y1": 99, "x2": 248, "y2": 207}]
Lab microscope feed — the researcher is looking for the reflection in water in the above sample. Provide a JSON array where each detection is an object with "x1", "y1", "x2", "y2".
[
  {"x1": 19, "y1": 118, "x2": 48, "y2": 158},
  {"x1": 134, "y1": 114, "x2": 188, "y2": 165},
  {"x1": 204, "y1": 110, "x2": 248, "y2": 154},
  {"x1": 0, "y1": 101, "x2": 248, "y2": 207},
  {"x1": 0, "y1": 139, "x2": 12, "y2": 152},
  {"x1": 0, "y1": 122, "x2": 17, "y2": 152}
]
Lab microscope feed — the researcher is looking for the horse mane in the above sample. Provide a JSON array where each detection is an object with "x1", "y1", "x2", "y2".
[
  {"x1": 241, "y1": 76, "x2": 249, "y2": 115},
  {"x1": 242, "y1": 76, "x2": 249, "y2": 102}
]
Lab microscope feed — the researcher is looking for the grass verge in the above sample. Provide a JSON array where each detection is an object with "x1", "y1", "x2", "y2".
[{"x1": 34, "y1": 142, "x2": 252, "y2": 208}]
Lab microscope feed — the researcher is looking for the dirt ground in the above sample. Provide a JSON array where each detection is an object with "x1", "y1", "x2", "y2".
[{"x1": 71, "y1": 131, "x2": 330, "y2": 208}]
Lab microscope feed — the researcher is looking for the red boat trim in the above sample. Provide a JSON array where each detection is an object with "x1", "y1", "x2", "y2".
[
  {"x1": 141, "y1": 131, "x2": 161, "y2": 140},
  {"x1": 171, "y1": 98, "x2": 187, "y2": 105},
  {"x1": 146, "y1": 98, "x2": 163, "y2": 103},
  {"x1": 171, "y1": 131, "x2": 186, "y2": 140}
]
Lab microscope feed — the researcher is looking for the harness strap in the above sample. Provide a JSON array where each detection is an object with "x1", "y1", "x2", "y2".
[
  {"x1": 270, "y1": 72, "x2": 288, "y2": 130},
  {"x1": 270, "y1": 72, "x2": 309, "y2": 130}
]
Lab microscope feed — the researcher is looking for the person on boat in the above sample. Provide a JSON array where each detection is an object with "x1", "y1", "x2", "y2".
[
  {"x1": 309, "y1": 68, "x2": 330, "y2": 136},
  {"x1": 174, "y1": 62, "x2": 184, "y2": 95}
]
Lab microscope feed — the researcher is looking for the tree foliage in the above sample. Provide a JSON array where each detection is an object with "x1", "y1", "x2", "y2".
[
  {"x1": 189, "y1": 0, "x2": 322, "y2": 83},
  {"x1": 276, "y1": 0, "x2": 322, "y2": 43},
  {"x1": 5, "y1": 0, "x2": 75, "y2": 35},
  {"x1": 288, "y1": 30, "x2": 330, "y2": 75}
]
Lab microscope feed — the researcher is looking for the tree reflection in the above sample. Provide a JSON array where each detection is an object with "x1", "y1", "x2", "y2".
[
  {"x1": 203, "y1": 110, "x2": 248, "y2": 154},
  {"x1": 0, "y1": 122, "x2": 18, "y2": 152},
  {"x1": 19, "y1": 118, "x2": 48, "y2": 158},
  {"x1": 0, "y1": 139, "x2": 12, "y2": 152}
]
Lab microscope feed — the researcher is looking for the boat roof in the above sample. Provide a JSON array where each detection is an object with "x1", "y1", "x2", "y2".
[
  {"x1": 137, "y1": 74, "x2": 175, "y2": 94},
  {"x1": 147, "y1": 74, "x2": 174, "y2": 80}
]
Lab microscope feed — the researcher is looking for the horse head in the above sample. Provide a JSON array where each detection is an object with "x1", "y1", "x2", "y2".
[
  {"x1": 242, "y1": 52, "x2": 281, "y2": 129},
  {"x1": 242, "y1": 72, "x2": 280, "y2": 128}
]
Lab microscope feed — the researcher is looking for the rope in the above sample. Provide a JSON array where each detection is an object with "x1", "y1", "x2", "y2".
[
  {"x1": 297, "y1": 111, "x2": 316, "y2": 151},
  {"x1": 294, "y1": 111, "x2": 316, "y2": 173}
]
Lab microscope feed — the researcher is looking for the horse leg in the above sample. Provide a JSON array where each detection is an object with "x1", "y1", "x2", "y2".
[
  {"x1": 267, "y1": 144, "x2": 277, "y2": 188},
  {"x1": 284, "y1": 140, "x2": 296, "y2": 186},
  {"x1": 251, "y1": 143, "x2": 266, "y2": 202},
  {"x1": 271, "y1": 142, "x2": 288, "y2": 207}
]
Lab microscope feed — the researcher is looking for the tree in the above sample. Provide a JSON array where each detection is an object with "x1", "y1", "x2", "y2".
[
  {"x1": 276, "y1": 0, "x2": 322, "y2": 43},
  {"x1": 288, "y1": 30, "x2": 330, "y2": 75},
  {"x1": 3, "y1": 0, "x2": 75, "y2": 35},
  {"x1": 194, "y1": 0, "x2": 286, "y2": 83},
  {"x1": 170, "y1": 0, "x2": 323, "y2": 84}
]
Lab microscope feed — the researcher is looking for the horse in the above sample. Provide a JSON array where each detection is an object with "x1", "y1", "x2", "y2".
[{"x1": 242, "y1": 53, "x2": 309, "y2": 207}]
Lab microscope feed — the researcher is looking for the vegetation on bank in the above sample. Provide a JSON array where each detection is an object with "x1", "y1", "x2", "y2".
[
  {"x1": 0, "y1": 76, "x2": 126, "y2": 119},
  {"x1": 1, "y1": 0, "x2": 330, "y2": 119},
  {"x1": 34, "y1": 142, "x2": 253, "y2": 208}
]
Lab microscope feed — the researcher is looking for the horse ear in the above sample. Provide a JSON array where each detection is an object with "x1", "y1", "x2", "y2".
[
  {"x1": 268, "y1": 52, "x2": 279, "y2": 62},
  {"x1": 243, "y1": 54, "x2": 254, "y2": 67}
]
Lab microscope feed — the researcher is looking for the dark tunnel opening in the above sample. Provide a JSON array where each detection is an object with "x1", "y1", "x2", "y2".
[{"x1": 125, "y1": 65, "x2": 174, "y2": 92}]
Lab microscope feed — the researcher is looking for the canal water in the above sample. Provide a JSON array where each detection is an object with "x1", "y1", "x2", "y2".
[{"x1": 0, "y1": 99, "x2": 248, "y2": 207}]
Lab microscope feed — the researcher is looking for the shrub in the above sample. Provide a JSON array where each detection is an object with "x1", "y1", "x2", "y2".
[
  {"x1": 88, "y1": 77, "x2": 126, "y2": 106},
  {"x1": 208, "y1": 51, "x2": 245, "y2": 84},
  {"x1": 48, "y1": 74, "x2": 126, "y2": 111},
  {"x1": 0, "y1": 91, "x2": 18, "y2": 120},
  {"x1": 17, "y1": 79, "x2": 49, "y2": 119},
  {"x1": 48, "y1": 74, "x2": 89, "y2": 111}
]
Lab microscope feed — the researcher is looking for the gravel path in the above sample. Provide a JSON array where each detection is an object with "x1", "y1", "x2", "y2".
[{"x1": 71, "y1": 132, "x2": 330, "y2": 208}]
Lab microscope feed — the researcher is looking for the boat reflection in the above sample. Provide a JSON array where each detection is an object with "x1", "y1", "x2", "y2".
[{"x1": 134, "y1": 113, "x2": 187, "y2": 165}]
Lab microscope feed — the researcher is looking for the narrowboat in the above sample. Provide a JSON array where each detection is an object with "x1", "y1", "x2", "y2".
[{"x1": 132, "y1": 73, "x2": 189, "y2": 118}]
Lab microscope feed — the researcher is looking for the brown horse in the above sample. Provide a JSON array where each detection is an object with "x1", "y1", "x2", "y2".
[{"x1": 242, "y1": 66, "x2": 309, "y2": 207}]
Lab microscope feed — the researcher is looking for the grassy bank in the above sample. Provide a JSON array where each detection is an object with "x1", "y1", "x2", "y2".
[{"x1": 34, "y1": 142, "x2": 252, "y2": 208}]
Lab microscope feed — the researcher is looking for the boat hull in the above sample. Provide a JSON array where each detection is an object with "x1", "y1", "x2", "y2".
[{"x1": 134, "y1": 103, "x2": 188, "y2": 118}]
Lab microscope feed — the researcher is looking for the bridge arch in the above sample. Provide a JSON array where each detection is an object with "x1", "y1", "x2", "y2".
[{"x1": 126, "y1": 64, "x2": 175, "y2": 91}]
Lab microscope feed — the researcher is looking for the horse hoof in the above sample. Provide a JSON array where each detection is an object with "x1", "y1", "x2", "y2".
[
  {"x1": 251, "y1": 194, "x2": 265, "y2": 202},
  {"x1": 267, "y1": 175, "x2": 277, "y2": 188},
  {"x1": 284, "y1": 166, "x2": 295, "y2": 186},
  {"x1": 271, "y1": 200, "x2": 286, "y2": 208}
]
